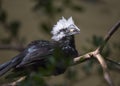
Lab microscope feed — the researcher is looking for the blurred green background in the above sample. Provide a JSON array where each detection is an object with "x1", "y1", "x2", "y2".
[{"x1": 0, "y1": 0, "x2": 120, "y2": 86}]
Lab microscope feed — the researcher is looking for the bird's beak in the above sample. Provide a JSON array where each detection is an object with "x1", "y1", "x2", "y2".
[{"x1": 69, "y1": 27, "x2": 80, "y2": 35}]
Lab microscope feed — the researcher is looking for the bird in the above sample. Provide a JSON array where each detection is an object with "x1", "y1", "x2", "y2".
[{"x1": 0, "y1": 17, "x2": 80, "y2": 77}]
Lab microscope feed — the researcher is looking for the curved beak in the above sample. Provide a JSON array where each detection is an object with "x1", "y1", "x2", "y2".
[{"x1": 69, "y1": 25, "x2": 80, "y2": 35}]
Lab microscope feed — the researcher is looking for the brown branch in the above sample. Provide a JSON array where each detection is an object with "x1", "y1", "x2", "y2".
[
  {"x1": 94, "y1": 20, "x2": 120, "y2": 86},
  {"x1": 73, "y1": 20, "x2": 120, "y2": 86},
  {"x1": 72, "y1": 50, "x2": 114, "y2": 86},
  {"x1": 93, "y1": 51, "x2": 114, "y2": 86},
  {"x1": 73, "y1": 52, "x2": 92, "y2": 65},
  {"x1": 9, "y1": 76, "x2": 26, "y2": 86},
  {"x1": 97, "y1": 20, "x2": 120, "y2": 53},
  {"x1": 105, "y1": 58, "x2": 120, "y2": 71},
  {"x1": 0, "y1": 44, "x2": 24, "y2": 52},
  {"x1": 2, "y1": 76, "x2": 26, "y2": 86}
]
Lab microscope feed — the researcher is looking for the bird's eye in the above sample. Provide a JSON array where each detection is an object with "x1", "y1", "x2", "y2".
[{"x1": 70, "y1": 28, "x2": 74, "y2": 32}]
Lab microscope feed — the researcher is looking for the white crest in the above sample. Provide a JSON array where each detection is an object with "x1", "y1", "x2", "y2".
[{"x1": 51, "y1": 17, "x2": 79, "y2": 41}]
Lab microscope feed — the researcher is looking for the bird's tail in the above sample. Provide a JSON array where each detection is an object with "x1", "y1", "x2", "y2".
[{"x1": 0, "y1": 52, "x2": 25, "y2": 77}]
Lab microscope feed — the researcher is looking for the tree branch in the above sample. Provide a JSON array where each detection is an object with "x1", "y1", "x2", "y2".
[
  {"x1": 0, "y1": 44, "x2": 24, "y2": 52},
  {"x1": 9, "y1": 76, "x2": 26, "y2": 86},
  {"x1": 105, "y1": 58, "x2": 120, "y2": 71},
  {"x1": 73, "y1": 52, "x2": 92, "y2": 64},
  {"x1": 97, "y1": 20, "x2": 120, "y2": 53},
  {"x1": 94, "y1": 52, "x2": 113, "y2": 86},
  {"x1": 73, "y1": 20, "x2": 120, "y2": 86}
]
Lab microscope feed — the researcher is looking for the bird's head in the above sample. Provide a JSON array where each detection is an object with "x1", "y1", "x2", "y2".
[{"x1": 51, "y1": 17, "x2": 80, "y2": 41}]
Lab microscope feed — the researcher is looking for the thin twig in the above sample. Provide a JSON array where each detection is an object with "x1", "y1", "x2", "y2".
[
  {"x1": 73, "y1": 52, "x2": 92, "y2": 65},
  {"x1": 94, "y1": 20, "x2": 120, "y2": 86},
  {"x1": 97, "y1": 20, "x2": 120, "y2": 53},
  {"x1": 73, "y1": 20, "x2": 120, "y2": 86},
  {"x1": 0, "y1": 44, "x2": 24, "y2": 52},
  {"x1": 9, "y1": 76, "x2": 26, "y2": 86},
  {"x1": 93, "y1": 51, "x2": 114, "y2": 86},
  {"x1": 106, "y1": 58, "x2": 120, "y2": 71}
]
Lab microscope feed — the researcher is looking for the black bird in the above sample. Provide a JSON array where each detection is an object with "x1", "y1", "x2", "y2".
[{"x1": 0, "y1": 17, "x2": 80, "y2": 77}]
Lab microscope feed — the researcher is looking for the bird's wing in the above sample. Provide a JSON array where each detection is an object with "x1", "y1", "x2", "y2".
[{"x1": 16, "y1": 40, "x2": 54, "y2": 68}]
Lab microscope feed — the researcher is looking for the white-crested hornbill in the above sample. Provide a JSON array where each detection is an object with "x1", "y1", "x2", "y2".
[{"x1": 0, "y1": 17, "x2": 80, "y2": 77}]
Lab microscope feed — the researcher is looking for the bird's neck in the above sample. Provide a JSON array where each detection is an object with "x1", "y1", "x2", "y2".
[
  {"x1": 52, "y1": 35, "x2": 78, "y2": 58},
  {"x1": 58, "y1": 35, "x2": 76, "y2": 48}
]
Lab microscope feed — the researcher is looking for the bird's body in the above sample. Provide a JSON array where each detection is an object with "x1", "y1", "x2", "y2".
[{"x1": 0, "y1": 17, "x2": 80, "y2": 76}]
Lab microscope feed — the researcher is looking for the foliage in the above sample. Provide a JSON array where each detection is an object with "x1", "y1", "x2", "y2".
[{"x1": 0, "y1": 0, "x2": 119, "y2": 86}]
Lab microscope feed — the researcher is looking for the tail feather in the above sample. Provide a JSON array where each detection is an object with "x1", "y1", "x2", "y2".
[
  {"x1": 0, "y1": 63, "x2": 14, "y2": 76},
  {"x1": 0, "y1": 61, "x2": 11, "y2": 71},
  {"x1": 0, "y1": 52, "x2": 25, "y2": 77}
]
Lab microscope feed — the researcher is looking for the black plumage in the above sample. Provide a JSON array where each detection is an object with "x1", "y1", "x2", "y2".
[{"x1": 0, "y1": 17, "x2": 80, "y2": 76}]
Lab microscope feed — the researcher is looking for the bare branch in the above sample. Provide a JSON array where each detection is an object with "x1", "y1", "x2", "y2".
[
  {"x1": 2, "y1": 76, "x2": 26, "y2": 86},
  {"x1": 97, "y1": 20, "x2": 120, "y2": 53},
  {"x1": 10, "y1": 76, "x2": 26, "y2": 86},
  {"x1": 106, "y1": 58, "x2": 120, "y2": 71},
  {"x1": 92, "y1": 20, "x2": 120, "y2": 86},
  {"x1": 69, "y1": 20, "x2": 120, "y2": 86},
  {"x1": 73, "y1": 50, "x2": 114, "y2": 86},
  {"x1": 93, "y1": 51, "x2": 114, "y2": 86},
  {"x1": 73, "y1": 20, "x2": 120, "y2": 85},
  {"x1": 0, "y1": 44, "x2": 24, "y2": 52},
  {"x1": 73, "y1": 52, "x2": 92, "y2": 65}
]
